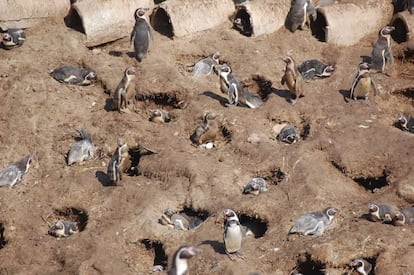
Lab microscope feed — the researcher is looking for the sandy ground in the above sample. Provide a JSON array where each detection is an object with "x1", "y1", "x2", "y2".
[{"x1": 0, "y1": 3, "x2": 414, "y2": 275}]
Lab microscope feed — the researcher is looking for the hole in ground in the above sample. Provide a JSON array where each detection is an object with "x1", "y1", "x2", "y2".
[
  {"x1": 393, "y1": 0, "x2": 408, "y2": 13},
  {"x1": 296, "y1": 253, "x2": 325, "y2": 275},
  {"x1": 64, "y1": 8, "x2": 85, "y2": 34},
  {"x1": 394, "y1": 88, "x2": 414, "y2": 106},
  {"x1": 135, "y1": 90, "x2": 186, "y2": 110},
  {"x1": 0, "y1": 223, "x2": 7, "y2": 249},
  {"x1": 53, "y1": 207, "x2": 88, "y2": 232},
  {"x1": 140, "y1": 239, "x2": 168, "y2": 269},
  {"x1": 258, "y1": 167, "x2": 285, "y2": 185},
  {"x1": 300, "y1": 116, "x2": 311, "y2": 140},
  {"x1": 391, "y1": 17, "x2": 408, "y2": 43},
  {"x1": 353, "y1": 171, "x2": 389, "y2": 193},
  {"x1": 238, "y1": 214, "x2": 267, "y2": 238},
  {"x1": 233, "y1": 7, "x2": 253, "y2": 37},
  {"x1": 310, "y1": 11, "x2": 327, "y2": 42},
  {"x1": 150, "y1": 8, "x2": 173, "y2": 38},
  {"x1": 220, "y1": 125, "x2": 232, "y2": 143}
]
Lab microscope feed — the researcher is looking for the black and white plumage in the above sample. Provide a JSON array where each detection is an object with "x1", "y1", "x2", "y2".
[
  {"x1": 243, "y1": 177, "x2": 268, "y2": 195},
  {"x1": 0, "y1": 155, "x2": 33, "y2": 188},
  {"x1": 159, "y1": 209, "x2": 203, "y2": 231},
  {"x1": 216, "y1": 64, "x2": 263, "y2": 108},
  {"x1": 285, "y1": 0, "x2": 317, "y2": 32},
  {"x1": 393, "y1": 207, "x2": 414, "y2": 226},
  {"x1": 67, "y1": 129, "x2": 95, "y2": 165},
  {"x1": 168, "y1": 245, "x2": 201, "y2": 275},
  {"x1": 48, "y1": 220, "x2": 78, "y2": 238},
  {"x1": 281, "y1": 55, "x2": 304, "y2": 104},
  {"x1": 223, "y1": 209, "x2": 243, "y2": 260},
  {"x1": 278, "y1": 125, "x2": 299, "y2": 144},
  {"x1": 350, "y1": 62, "x2": 377, "y2": 103},
  {"x1": 2, "y1": 29, "x2": 26, "y2": 50},
  {"x1": 397, "y1": 114, "x2": 414, "y2": 133},
  {"x1": 297, "y1": 59, "x2": 335, "y2": 80},
  {"x1": 107, "y1": 138, "x2": 129, "y2": 185},
  {"x1": 130, "y1": 7, "x2": 152, "y2": 62},
  {"x1": 233, "y1": 17, "x2": 253, "y2": 37},
  {"x1": 50, "y1": 66, "x2": 96, "y2": 86},
  {"x1": 149, "y1": 109, "x2": 172, "y2": 123},
  {"x1": 192, "y1": 52, "x2": 220, "y2": 77},
  {"x1": 289, "y1": 207, "x2": 338, "y2": 236},
  {"x1": 370, "y1": 26, "x2": 395, "y2": 74},
  {"x1": 368, "y1": 203, "x2": 399, "y2": 223},
  {"x1": 350, "y1": 258, "x2": 372, "y2": 275}
]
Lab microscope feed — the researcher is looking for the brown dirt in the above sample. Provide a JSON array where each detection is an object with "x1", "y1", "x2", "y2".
[{"x1": 0, "y1": 9, "x2": 414, "y2": 275}]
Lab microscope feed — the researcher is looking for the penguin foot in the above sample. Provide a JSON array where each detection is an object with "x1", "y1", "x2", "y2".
[
  {"x1": 120, "y1": 108, "x2": 131, "y2": 114},
  {"x1": 290, "y1": 98, "x2": 297, "y2": 105},
  {"x1": 236, "y1": 251, "x2": 245, "y2": 259},
  {"x1": 226, "y1": 253, "x2": 236, "y2": 261}
]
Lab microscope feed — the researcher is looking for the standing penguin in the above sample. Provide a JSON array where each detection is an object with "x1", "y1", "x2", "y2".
[
  {"x1": 67, "y1": 128, "x2": 95, "y2": 165},
  {"x1": 350, "y1": 258, "x2": 372, "y2": 275},
  {"x1": 130, "y1": 7, "x2": 152, "y2": 62},
  {"x1": 281, "y1": 56, "x2": 304, "y2": 104},
  {"x1": 168, "y1": 246, "x2": 201, "y2": 275},
  {"x1": 223, "y1": 209, "x2": 244, "y2": 260},
  {"x1": 113, "y1": 67, "x2": 136, "y2": 112},
  {"x1": 107, "y1": 138, "x2": 130, "y2": 185},
  {"x1": 0, "y1": 154, "x2": 33, "y2": 187},
  {"x1": 285, "y1": 0, "x2": 317, "y2": 32},
  {"x1": 370, "y1": 26, "x2": 395, "y2": 74},
  {"x1": 349, "y1": 62, "x2": 377, "y2": 103},
  {"x1": 2, "y1": 29, "x2": 25, "y2": 49}
]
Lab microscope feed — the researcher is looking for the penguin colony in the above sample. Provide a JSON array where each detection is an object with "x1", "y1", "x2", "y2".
[{"x1": 1, "y1": 0, "x2": 414, "y2": 274}]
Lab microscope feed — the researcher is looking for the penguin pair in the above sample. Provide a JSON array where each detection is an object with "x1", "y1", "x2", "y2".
[
  {"x1": 48, "y1": 220, "x2": 78, "y2": 238},
  {"x1": 367, "y1": 203, "x2": 399, "y2": 223},
  {"x1": 349, "y1": 62, "x2": 377, "y2": 103},
  {"x1": 107, "y1": 138, "x2": 130, "y2": 185},
  {"x1": 223, "y1": 209, "x2": 244, "y2": 260},
  {"x1": 289, "y1": 207, "x2": 339, "y2": 236},
  {"x1": 297, "y1": 59, "x2": 335, "y2": 80},
  {"x1": 370, "y1": 26, "x2": 395, "y2": 74},
  {"x1": 67, "y1": 129, "x2": 95, "y2": 166},
  {"x1": 350, "y1": 258, "x2": 372, "y2": 275},
  {"x1": 0, "y1": 154, "x2": 34, "y2": 188},
  {"x1": 149, "y1": 109, "x2": 172, "y2": 123},
  {"x1": 130, "y1": 8, "x2": 152, "y2": 62},
  {"x1": 396, "y1": 114, "x2": 414, "y2": 133},
  {"x1": 113, "y1": 67, "x2": 136, "y2": 112},
  {"x1": 216, "y1": 64, "x2": 263, "y2": 108},
  {"x1": 192, "y1": 52, "x2": 220, "y2": 78},
  {"x1": 50, "y1": 66, "x2": 97, "y2": 86},
  {"x1": 393, "y1": 207, "x2": 414, "y2": 226},
  {"x1": 159, "y1": 208, "x2": 203, "y2": 230},
  {"x1": 168, "y1": 246, "x2": 201, "y2": 275},
  {"x1": 285, "y1": 0, "x2": 317, "y2": 32},
  {"x1": 281, "y1": 56, "x2": 304, "y2": 104},
  {"x1": 1, "y1": 29, "x2": 25, "y2": 50}
]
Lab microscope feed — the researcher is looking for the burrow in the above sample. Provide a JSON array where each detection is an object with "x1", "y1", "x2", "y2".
[
  {"x1": 52, "y1": 207, "x2": 88, "y2": 232},
  {"x1": 140, "y1": 239, "x2": 168, "y2": 270},
  {"x1": 228, "y1": 213, "x2": 268, "y2": 239},
  {"x1": 295, "y1": 253, "x2": 326, "y2": 275},
  {"x1": 160, "y1": 206, "x2": 210, "y2": 230},
  {"x1": 189, "y1": 115, "x2": 233, "y2": 146},
  {"x1": 0, "y1": 222, "x2": 7, "y2": 249},
  {"x1": 255, "y1": 166, "x2": 286, "y2": 185}
]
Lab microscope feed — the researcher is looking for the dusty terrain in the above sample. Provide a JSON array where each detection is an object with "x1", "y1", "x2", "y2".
[{"x1": 0, "y1": 3, "x2": 414, "y2": 275}]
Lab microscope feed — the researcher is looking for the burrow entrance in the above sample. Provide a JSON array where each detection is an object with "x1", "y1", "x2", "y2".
[
  {"x1": 0, "y1": 223, "x2": 6, "y2": 249},
  {"x1": 310, "y1": 11, "x2": 327, "y2": 42},
  {"x1": 233, "y1": 7, "x2": 253, "y2": 37},
  {"x1": 135, "y1": 90, "x2": 187, "y2": 110},
  {"x1": 239, "y1": 214, "x2": 268, "y2": 238},
  {"x1": 52, "y1": 207, "x2": 88, "y2": 232},
  {"x1": 391, "y1": 16, "x2": 409, "y2": 43},
  {"x1": 353, "y1": 171, "x2": 390, "y2": 193},
  {"x1": 296, "y1": 253, "x2": 326, "y2": 275},
  {"x1": 150, "y1": 8, "x2": 173, "y2": 38},
  {"x1": 258, "y1": 166, "x2": 286, "y2": 185},
  {"x1": 140, "y1": 239, "x2": 168, "y2": 270},
  {"x1": 64, "y1": 8, "x2": 85, "y2": 34}
]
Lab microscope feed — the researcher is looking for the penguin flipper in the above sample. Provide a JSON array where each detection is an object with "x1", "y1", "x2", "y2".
[{"x1": 130, "y1": 30, "x2": 135, "y2": 45}]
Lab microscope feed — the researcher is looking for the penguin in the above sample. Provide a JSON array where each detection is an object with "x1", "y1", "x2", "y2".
[
  {"x1": 233, "y1": 17, "x2": 253, "y2": 37},
  {"x1": 168, "y1": 245, "x2": 201, "y2": 275},
  {"x1": 190, "y1": 112, "x2": 220, "y2": 146},
  {"x1": 243, "y1": 177, "x2": 268, "y2": 195},
  {"x1": 130, "y1": 7, "x2": 152, "y2": 62},
  {"x1": 285, "y1": 0, "x2": 317, "y2": 32},
  {"x1": 281, "y1": 56, "x2": 304, "y2": 104},
  {"x1": 149, "y1": 109, "x2": 172, "y2": 123},
  {"x1": 48, "y1": 220, "x2": 78, "y2": 238},
  {"x1": 370, "y1": 26, "x2": 395, "y2": 74},
  {"x1": 107, "y1": 138, "x2": 130, "y2": 185},
  {"x1": 0, "y1": 154, "x2": 33, "y2": 187},
  {"x1": 278, "y1": 125, "x2": 299, "y2": 144},
  {"x1": 350, "y1": 258, "x2": 372, "y2": 275},
  {"x1": 392, "y1": 207, "x2": 414, "y2": 226},
  {"x1": 50, "y1": 66, "x2": 97, "y2": 86},
  {"x1": 223, "y1": 209, "x2": 244, "y2": 260},
  {"x1": 192, "y1": 52, "x2": 220, "y2": 77},
  {"x1": 113, "y1": 67, "x2": 136, "y2": 112},
  {"x1": 2, "y1": 29, "x2": 26, "y2": 50},
  {"x1": 289, "y1": 207, "x2": 339, "y2": 236},
  {"x1": 159, "y1": 209, "x2": 203, "y2": 231},
  {"x1": 396, "y1": 114, "x2": 414, "y2": 133},
  {"x1": 67, "y1": 128, "x2": 95, "y2": 166},
  {"x1": 297, "y1": 59, "x2": 335, "y2": 80},
  {"x1": 216, "y1": 63, "x2": 263, "y2": 108},
  {"x1": 368, "y1": 203, "x2": 399, "y2": 223},
  {"x1": 349, "y1": 62, "x2": 377, "y2": 103}
]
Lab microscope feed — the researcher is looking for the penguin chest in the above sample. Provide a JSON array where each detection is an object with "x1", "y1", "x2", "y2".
[
  {"x1": 199, "y1": 123, "x2": 218, "y2": 144},
  {"x1": 225, "y1": 225, "x2": 242, "y2": 253},
  {"x1": 354, "y1": 77, "x2": 373, "y2": 98},
  {"x1": 283, "y1": 71, "x2": 297, "y2": 95}
]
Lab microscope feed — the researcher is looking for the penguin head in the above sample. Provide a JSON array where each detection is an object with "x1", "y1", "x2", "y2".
[
  {"x1": 324, "y1": 207, "x2": 339, "y2": 220},
  {"x1": 233, "y1": 18, "x2": 244, "y2": 31},
  {"x1": 223, "y1": 209, "x2": 238, "y2": 220},
  {"x1": 175, "y1": 245, "x2": 202, "y2": 260},
  {"x1": 134, "y1": 7, "x2": 149, "y2": 20},
  {"x1": 2, "y1": 33, "x2": 12, "y2": 42},
  {"x1": 85, "y1": 71, "x2": 97, "y2": 82},
  {"x1": 23, "y1": 154, "x2": 34, "y2": 174},
  {"x1": 282, "y1": 56, "x2": 296, "y2": 67},
  {"x1": 125, "y1": 67, "x2": 136, "y2": 77},
  {"x1": 379, "y1": 26, "x2": 395, "y2": 37},
  {"x1": 393, "y1": 211, "x2": 405, "y2": 226},
  {"x1": 322, "y1": 65, "x2": 335, "y2": 76},
  {"x1": 211, "y1": 52, "x2": 220, "y2": 64},
  {"x1": 397, "y1": 114, "x2": 408, "y2": 128},
  {"x1": 357, "y1": 62, "x2": 370, "y2": 74},
  {"x1": 350, "y1": 258, "x2": 371, "y2": 274},
  {"x1": 368, "y1": 203, "x2": 380, "y2": 220},
  {"x1": 219, "y1": 64, "x2": 232, "y2": 75}
]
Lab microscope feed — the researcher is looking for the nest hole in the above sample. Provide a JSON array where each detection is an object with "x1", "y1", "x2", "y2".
[
  {"x1": 296, "y1": 253, "x2": 326, "y2": 275},
  {"x1": 233, "y1": 7, "x2": 253, "y2": 37},
  {"x1": 0, "y1": 223, "x2": 7, "y2": 249},
  {"x1": 140, "y1": 239, "x2": 168, "y2": 269},
  {"x1": 53, "y1": 207, "x2": 88, "y2": 232},
  {"x1": 353, "y1": 171, "x2": 389, "y2": 193},
  {"x1": 391, "y1": 17, "x2": 408, "y2": 43},
  {"x1": 259, "y1": 167, "x2": 285, "y2": 185},
  {"x1": 135, "y1": 91, "x2": 184, "y2": 109},
  {"x1": 64, "y1": 8, "x2": 85, "y2": 34},
  {"x1": 150, "y1": 8, "x2": 173, "y2": 38},
  {"x1": 310, "y1": 11, "x2": 327, "y2": 42},
  {"x1": 220, "y1": 125, "x2": 233, "y2": 143},
  {"x1": 395, "y1": 88, "x2": 414, "y2": 105},
  {"x1": 300, "y1": 117, "x2": 311, "y2": 140},
  {"x1": 181, "y1": 207, "x2": 209, "y2": 223},
  {"x1": 238, "y1": 214, "x2": 268, "y2": 238}
]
